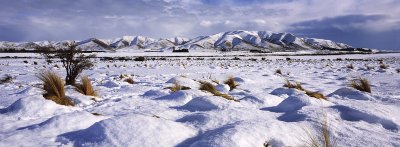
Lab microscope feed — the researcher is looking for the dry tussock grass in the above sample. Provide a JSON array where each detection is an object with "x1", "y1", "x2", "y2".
[
  {"x1": 305, "y1": 116, "x2": 337, "y2": 147},
  {"x1": 166, "y1": 82, "x2": 191, "y2": 92},
  {"x1": 124, "y1": 77, "x2": 135, "y2": 84},
  {"x1": 350, "y1": 78, "x2": 371, "y2": 93},
  {"x1": 199, "y1": 81, "x2": 239, "y2": 102},
  {"x1": 37, "y1": 71, "x2": 74, "y2": 106},
  {"x1": 284, "y1": 79, "x2": 326, "y2": 100},
  {"x1": 224, "y1": 76, "x2": 239, "y2": 91},
  {"x1": 75, "y1": 76, "x2": 98, "y2": 96}
]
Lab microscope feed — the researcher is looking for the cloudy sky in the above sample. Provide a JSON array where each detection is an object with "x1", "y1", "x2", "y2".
[{"x1": 0, "y1": 0, "x2": 399, "y2": 50}]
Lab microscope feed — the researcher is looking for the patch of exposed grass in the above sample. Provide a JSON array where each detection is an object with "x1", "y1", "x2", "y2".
[
  {"x1": 224, "y1": 76, "x2": 239, "y2": 91},
  {"x1": 91, "y1": 112, "x2": 102, "y2": 116},
  {"x1": 124, "y1": 77, "x2": 135, "y2": 84},
  {"x1": 165, "y1": 81, "x2": 191, "y2": 92},
  {"x1": 0, "y1": 75, "x2": 13, "y2": 84},
  {"x1": 379, "y1": 63, "x2": 389, "y2": 69},
  {"x1": 199, "y1": 81, "x2": 239, "y2": 102},
  {"x1": 37, "y1": 71, "x2": 74, "y2": 106},
  {"x1": 350, "y1": 78, "x2": 371, "y2": 93},
  {"x1": 75, "y1": 76, "x2": 98, "y2": 96}
]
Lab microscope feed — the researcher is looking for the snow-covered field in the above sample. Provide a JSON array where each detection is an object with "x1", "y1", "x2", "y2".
[{"x1": 1, "y1": 53, "x2": 399, "y2": 146}]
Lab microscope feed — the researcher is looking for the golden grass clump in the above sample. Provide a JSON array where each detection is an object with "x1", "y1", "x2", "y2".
[
  {"x1": 224, "y1": 76, "x2": 239, "y2": 91},
  {"x1": 305, "y1": 117, "x2": 337, "y2": 147},
  {"x1": 283, "y1": 79, "x2": 304, "y2": 91},
  {"x1": 350, "y1": 78, "x2": 371, "y2": 93},
  {"x1": 37, "y1": 71, "x2": 74, "y2": 106},
  {"x1": 199, "y1": 81, "x2": 239, "y2": 102},
  {"x1": 284, "y1": 79, "x2": 326, "y2": 100},
  {"x1": 165, "y1": 82, "x2": 191, "y2": 92},
  {"x1": 75, "y1": 76, "x2": 98, "y2": 96},
  {"x1": 124, "y1": 77, "x2": 135, "y2": 84},
  {"x1": 305, "y1": 91, "x2": 326, "y2": 100}
]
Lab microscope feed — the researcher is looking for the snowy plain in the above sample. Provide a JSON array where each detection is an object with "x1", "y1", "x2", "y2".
[{"x1": 0, "y1": 52, "x2": 399, "y2": 146}]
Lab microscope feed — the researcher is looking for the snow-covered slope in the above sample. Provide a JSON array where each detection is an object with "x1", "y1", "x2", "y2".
[{"x1": 0, "y1": 30, "x2": 360, "y2": 52}]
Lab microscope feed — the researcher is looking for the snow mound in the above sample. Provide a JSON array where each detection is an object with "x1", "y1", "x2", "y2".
[
  {"x1": 99, "y1": 80, "x2": 119, "y2": 88},
  {"x1": 156, "y1": 91, "x2": 193, "y2": 104},
  {"x1": 142, "y1": 89, "x2": 169, "y2": 98},
  {"x1": 331, "y1": 105, "x2": 398, "y2": 132},
  {"x1": 270, "y1": 88, "x2": 304, "y2": 97},
  {"x1": 185, "y1": 122, "x2": 268, "y2": 147},
  {"x1": 177, "y1": 96, "x2": 230, "y2": 112},
  {"x1": 0, "y1": 96, "x2": 77, "y2": 119},
  {"x1": 18, "y1": 111, "x2": 107, "y2": 133},
  {"x1": 263, "y1": 96, "x2": 310, "y2": 112},
  {"x1": 176, "y1": 113, "x2": 210, "y2": 127},
  {"x1": 58, "y1": 114, "x2": 197, "y2": 146},
  {"x1": 328, "y1": 87, "x2": 372, "y2": 100},
  {"x1": 215, "y1": 84, "x2": 230, "y2": 93},
  {"x1": 166, "y1": 76, "x2": 199, "y2": 89}
]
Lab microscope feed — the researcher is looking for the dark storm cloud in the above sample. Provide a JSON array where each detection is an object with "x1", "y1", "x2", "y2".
[
  {"x1": 290, "y1": 14, "x2": 400, "y2": 50},
  {"x1": 0, "y1": 0, "x2": 399, "y2": 49}
]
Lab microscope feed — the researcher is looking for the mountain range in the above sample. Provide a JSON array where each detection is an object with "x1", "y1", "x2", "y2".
[{"x1": 0, "y1": 30, "x2": 374, "y2": 52}]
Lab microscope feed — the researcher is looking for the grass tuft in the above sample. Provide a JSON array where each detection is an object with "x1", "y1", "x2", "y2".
[
  {"x1": 224, "y1": 76, "x2": 239, "y2": 91},
  {"x1": 305, "y1": 117, "x2": 337, "y2": 147},
  {"x1": 166, "y1": 82, "x2": 191, "y2": 92},
  {"x1": 346, "y1": 64, "x2": 354, "y2": 69},
  {"x1": 283, "y1": 79, "x2": 304, "y2": 91},
  {"x1": 75, "y1": 76, "x2": 98, "y2": 96},
  {"x1": 37, "y1": 71, "x2": 74, "y2": 106},
  {"x1": 199, "y1": 81, "x2": 239, "y2": 102},
  {"x1": 379, "y1": 63, "x2": 389, "y2": 69},
  {"x1": 284, "y1": 79, "x2": 326, "y2": 100},
  {"x1": 0, "y1": 75, "x2": 13, "y2": 84},
  {"x1": 350, "y1": 78, "x2": 371, "y2": 93},
  {"x1": 275, "y1": 69, "x2": 282, "y2": 75},
  {"x1": 124, "y1": 77, "x2": 135, "y2": 84}
]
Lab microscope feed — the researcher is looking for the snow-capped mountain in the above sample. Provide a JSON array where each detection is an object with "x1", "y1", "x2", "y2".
[{"x1": 0, "y1": 30, "x2": 371, "y2": 52}]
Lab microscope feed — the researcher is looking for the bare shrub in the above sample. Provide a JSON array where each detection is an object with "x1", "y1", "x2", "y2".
[
  {"x1": 37, "y1": 71, "x2": 74, "y2": 106},
  {"x1": 224, "y1": 76, "x2": 239, "y2": 91},
  {"x1": 75, "y1": 76, "x2": 98, "y2": 96},
  {"x1": 199, "y1": 81, "x2": 239, "y2": 102},
  {"x1": 36, "y1": 42, "x2": 95, "y2": 85},
  {"x1": 350, "y1": 78, "x2": 371, "y2": 93}
]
